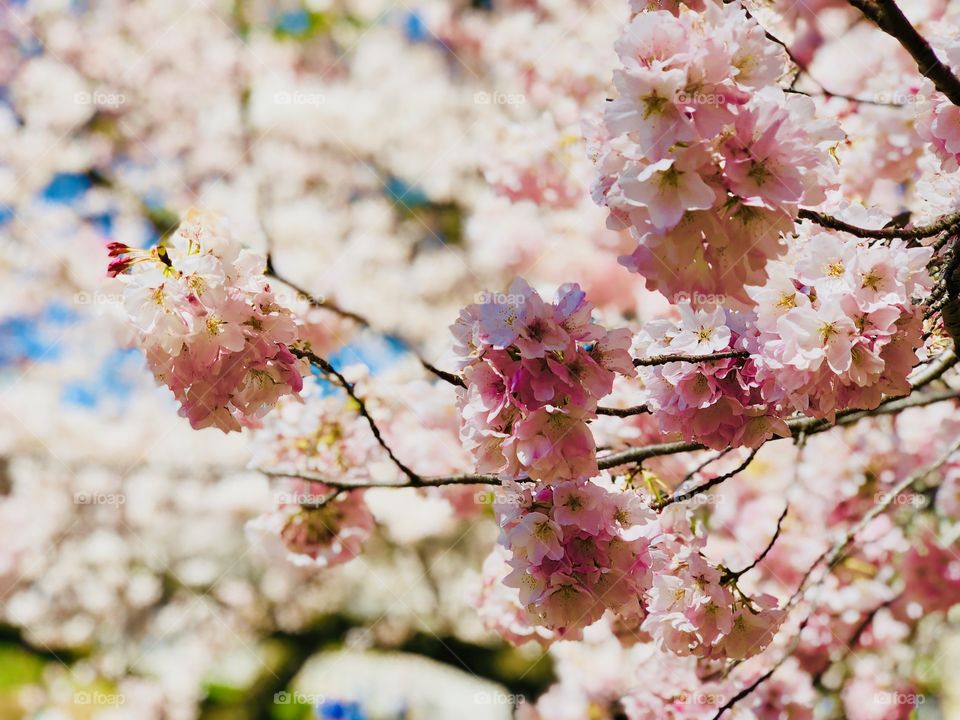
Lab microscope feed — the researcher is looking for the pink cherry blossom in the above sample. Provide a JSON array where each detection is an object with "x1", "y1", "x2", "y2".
[
  {"x1": 110, "y1": 210, "x2": 306, "y2": 431},
  {"x1": 453, "y1": 278, "x2": 634, "y2": 482}
]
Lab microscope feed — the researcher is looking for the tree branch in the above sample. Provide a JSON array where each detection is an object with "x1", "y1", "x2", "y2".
[
  {"x1": 654, "y1": 448, "x2": 762, "y2": 510},
  {"x1": 596, "y1": 384, "x2": 960, "y2": 472},
  {"x1": 788, "y1": 434, "x2": 960, "y2": 609},
  {"x1": 258, "y1": 466, "x2": 502, "y2": 490},
  {"x1": 711, "y1": 615, "x2": 813, "y2": 719},
  {"x1": 810, "y1": 595, "x2": 899, "y2": 685},
  {"x1": 292, "y1": 347, "x2": 422, "y2": 484},
  {"x1": 633, "y1": 350, "x2": 750, "y2": 367},
  {"x1": 596, "y1": 404, "x2": 650, "y2": 417},
  {"x1": 784, "y1": 86, "x2": 906, "y2": 108},
  {"x1": 268, "y1": 259, "x2": 464, "y2": 387},
  {"x1": 847, "y1": 0, "x2": 960, "y2": 107},
  {"x1": 798, "y1": 208, "x2": 960, "y2": 240},
  {"x1": 262, "y1": 359, "x2": 960, "y2": 496},
  {"x1": 725, "y1": 504, "x2": 789, "y2": 581}
]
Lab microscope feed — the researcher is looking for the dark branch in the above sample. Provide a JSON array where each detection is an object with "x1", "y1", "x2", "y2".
[
  {"x1": 798, "y1": 208, "x2": 960, "y2": 240},
  {"x1": 267, "y1": 259, "x2": 464, "y2": 388},
  {"x1": 725, "y1": 504, "x2": 789, "y2": 581},
  {"x1": 259, "y1": 466, "x2": 505, "y2": 490},
  {"x1": 654, "y1": 448, "x2": 761, "y2": 510},
  {"x1": 596, "y1": 404, "x2": 650, "y2": 417},
  {"x1": 847, "y1": 0, "x2": 960, "y2": 107},
  {"x1": 292, "y1": 347, "x2": 422, "y2": 484},
  {"x1": 711, "y1": 616, "x2": 813, "y2": 719},
  {"x1": 789, "y1": 435, "x2": 960, "y2": 608},
  {"x1": 784, "y1": 86, "x2": 906, "y2": 107},
  {"x1": 811, "y1": 595, "x2": 899, "y2": 685},
  {"x1": 633, "y1": 350, "x2": 749, "y2": 367},
  {"x1": 597, "y1": 382, "x2": 960, "y2": 471},
  {"x1": 263, "y1": 361, "x2": 960, "y2": 494}
]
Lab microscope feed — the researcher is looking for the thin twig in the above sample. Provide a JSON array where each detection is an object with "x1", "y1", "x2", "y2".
[
  {"x1": 726, "y1": 504, "x2": 789, "y2": 581},
  {"x1": 267, "y1": 259, "x2": 464, "y2": 387},
  {"x1": 711, "y1": 615, "x2": 813, "y2": 719},
  {"x1": 784, "y1": 86, "x2": 906, "y2": 107},
  {"x1": 293, "y1": 347, "x2": 422, "y2": 484},
  {"x1": 597, "y1": 385, "x2": 960, "y2": 472},
  {"x1": 788, "y1": 435, "x2": 960, "y2": 609},
  {"x1": 655, "y1": 448, "x2": 761, "y2": 510},
  {"x1": 261, "y1": 387, "x2": 960, "y2": 493},
  {"x1": 810, "y1": 595, "x2": 899, "y2": 685}
]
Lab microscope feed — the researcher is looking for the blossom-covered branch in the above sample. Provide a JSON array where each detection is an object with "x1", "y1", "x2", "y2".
[
  {"x1": 847, "y1": 0, "x2": 960, "y2": 105},
  {"x1": 798, "y1": 207, "x2": 960, "y2": 240}
]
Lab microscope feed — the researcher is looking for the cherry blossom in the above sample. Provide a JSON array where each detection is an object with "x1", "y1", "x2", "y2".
[
  {"x1": 589, "y1": 1, "x2": 843, "y2": 305},
  {"x1": 109, "y1": 210, "x2": 306, "y2": 432},
  {"x1": 453, "y1": 278, "x2": 634, "y2": 481}
]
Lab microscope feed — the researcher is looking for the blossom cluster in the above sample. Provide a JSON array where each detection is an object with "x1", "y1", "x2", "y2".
[
  {"x1": 916, "y1": 40, "x2": 960, "y2": 171},
  {"x1": 492, "y1": 480, "x2": 786, "y2": 660},
  {"x1": 247, "y1": 477, "x2": 375, "y2": 570},
  {"x1": 588, "y1": 1, "x2": 842, "y2": 304},
  {"x1": 451, "y1": 278, "x2": 634, "y2": 481},
  {"x1": 495, "y1": 479, "x2": 655, "y2": 640},
  {"x1": 637, "y1": 303, "x2": 790, "y2": 450},
  {"x1": 109, "y1": 211, "x2": 305, "y2": 432},
  {"x1": 644, "y1": 529, "x2": 785, "y2": 662},
  {"x1": 636, "y1": 225, "x2": 931, "y2": 449},
  {"x1": 244, "y1": 377, "x2": 389, "y2": 568}
]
